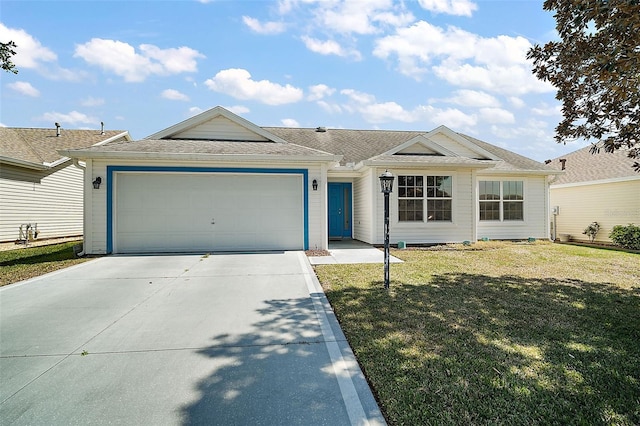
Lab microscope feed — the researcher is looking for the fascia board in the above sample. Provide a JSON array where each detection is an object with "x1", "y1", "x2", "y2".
[
  {"x1": 361, "y1": 159, "x2": 495, "y2": 170},
  {"x1": 57, "y1": 150, "x2": 342, "y2": 164},
  {"x1": 551, "y1": 175, "x2": 640, "y2": 188},
  {"x1": 144, "y1": 106, "x2": 289, "y2": 144},
  {"x1": 0, "y1": 156, "x2": 49, "y2": 170},
  {"x1": 477, "y1": 169, "x2": 564, "y2": 176}
]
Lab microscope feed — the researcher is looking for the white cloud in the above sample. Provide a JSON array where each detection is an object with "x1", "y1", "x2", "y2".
[
  {"x1": 38, "y1": 111, "x2": 98, "y2": 126},
  {"x1": 188, "y1": 106, "x2": 204, "y2": 116},
  {"x1": 425, "y1": 106, "x2": 477, "y2": 128},
  {"x1": 161, "y1": 89, "x2": 190, "y2": 101},
  {"x1": 308, "y1": 84, "x2": 336, "y2": 101},
  {"x1": 0, "y1": 23, "x2": 57, "y2": 69},
  {"x1": 340, "y1": 88, "x2": 476, "y2": 128},
  {"x1": 81, "y1": 97, "x2": 105, "y2": 107},
  {"x1": 317, "y1": 100, "x2": 343, "y2": 114},
  {"x1": 281, "y1": 118, "x2": 300, "y2": 127},
  {"x1": 508, "y1": 97, "x2": 526, "y2": 109},
  {"x1": 374, "y1": 20, "x2": 555, "y2": 94},
  {"x1": 242, "y1": 16, "x2": 286, "y2": 34},
  {"x1": 204, "y1": 68, "x2": 304, "y2": 105},
  {"x1": 531, "y1": 103, "x2": 562, "y2": 116},
  {"x1": 301, "y1": 36, "x2": 361, "y2": 59},
  {"x1": 478, "y1": 107, "x2": 515, "y2": 124},
  {"x1": 417, "y1": 0, "x2": 477, "y2": 17},
  {"x1": 8, "y1": 81, "x2": 40, "y2": 97},
  {"x1": 441, "y1": 90, "x2": 500, "y2": 108},
  {"x1": 74, "y1": 39, "x2": 204, "y2": 82},
  {"x1": 224, "y1": 105, "x2": 251, "y2": 115}
]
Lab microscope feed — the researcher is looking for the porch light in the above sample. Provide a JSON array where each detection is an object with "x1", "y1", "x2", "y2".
[
  {"x1": 93, "y1": 177, "x2": 102, "y2": 189},
  {"x1": 379, "y1": 170, "x2": 394, "y2": 289},
  {"x1": 312, "y1": 179, "x2": 318, "y2": 191}
]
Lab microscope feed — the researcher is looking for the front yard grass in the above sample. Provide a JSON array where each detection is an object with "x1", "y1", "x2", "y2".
[
  {"x1": 315, "y1": 242, "x2": 640, "y2": 425},
  {"x1": 0, "y1": 242, "x2": 91, "y2": 286}
]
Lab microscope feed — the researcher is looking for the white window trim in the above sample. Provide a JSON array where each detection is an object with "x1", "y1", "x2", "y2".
[
  {"x1": 394, "y1": 173, "x2": 456, "y2": 226},
  {"x1": 478, "y1": 179, "x2": 525, "y2": 222}
]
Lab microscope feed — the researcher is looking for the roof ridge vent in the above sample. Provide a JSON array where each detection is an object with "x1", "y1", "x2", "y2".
[{"x1": 316, "y1": 126, "x2": 327, "y2": 133}]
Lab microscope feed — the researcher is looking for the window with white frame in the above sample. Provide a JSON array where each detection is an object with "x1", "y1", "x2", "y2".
[
  {"x1": 398, "y1": 175, "x2": 452, "y2": 222},
  {"x1": 479, "y1": 180, "x2": 523, "y2": 221}
]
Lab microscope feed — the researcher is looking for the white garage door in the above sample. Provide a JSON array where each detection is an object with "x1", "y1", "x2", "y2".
[{"x1": 114, "y1": 173, "x2": 304, "y2": 253}]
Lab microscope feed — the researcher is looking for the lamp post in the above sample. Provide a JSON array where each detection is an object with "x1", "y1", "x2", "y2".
[{"x1": 379, "y1": 170, "x2": 395, "y2": 289}]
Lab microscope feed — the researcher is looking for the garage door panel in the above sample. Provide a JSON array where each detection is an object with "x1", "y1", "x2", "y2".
[{"x1": 114, "y1": 173, "x2": 303, "y2": 253}]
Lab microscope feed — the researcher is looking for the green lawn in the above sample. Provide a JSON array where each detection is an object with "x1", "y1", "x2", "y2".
[
  {"x1": 0, "y1": 242, "x2": 92, "y2": 286},
  {"x1": 315, "y1": 242, "x2": 640, "y2": 425}
]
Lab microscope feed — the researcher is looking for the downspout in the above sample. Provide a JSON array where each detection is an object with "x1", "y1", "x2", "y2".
[{"x1": 72, "y1": 159, "x2": 87, "y2": 256}]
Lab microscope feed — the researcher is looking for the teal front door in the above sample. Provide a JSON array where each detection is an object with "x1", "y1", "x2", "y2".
[{"x1": 328, "y1": 183, "x2": 352, "y2": 239}]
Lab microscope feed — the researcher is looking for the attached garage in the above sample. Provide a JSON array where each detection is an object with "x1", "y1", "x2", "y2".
[{"x1": 112, "y1": 170, "x2": 305, "y2": 253}]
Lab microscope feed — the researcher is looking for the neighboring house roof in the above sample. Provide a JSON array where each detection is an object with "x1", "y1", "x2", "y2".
[
  {"x1": 549, "y1": 145, "x2": 638, "y2": 185},
  {"x1": 0, "y1": 127, "x2": 130, "y2": 170}
]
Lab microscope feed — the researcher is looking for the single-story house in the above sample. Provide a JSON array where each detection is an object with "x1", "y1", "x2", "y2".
[
  {"x1": 60, "y1": 106, "x2": 561, "y2": 254},
  {"x1": 0, "y1": 125, "x2": 131, "y2": 242},
  {"x1": 549, "y1": 146, "x2": 640, "y2": 243}
]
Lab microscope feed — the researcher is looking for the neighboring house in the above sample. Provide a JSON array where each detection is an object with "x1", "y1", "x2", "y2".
[
  {"x1": 60, "y1": 106, "x2": 561, "y2": 255},
  {"x1": 549, "y1": 146, "x2": 640, "y2": 243},
  {"x1": 0, "y1": 126, "x2": 131, "y2": 242}
]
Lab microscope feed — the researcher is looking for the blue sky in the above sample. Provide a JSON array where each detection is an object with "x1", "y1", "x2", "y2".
[{"x1": 1, "y1": 0, "x2": 578, "y2": 162}]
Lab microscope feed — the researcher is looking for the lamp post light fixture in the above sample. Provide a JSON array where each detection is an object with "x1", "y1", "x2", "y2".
[{"x1": 379, "y1": 170, "x2": 394, "y2": 289}]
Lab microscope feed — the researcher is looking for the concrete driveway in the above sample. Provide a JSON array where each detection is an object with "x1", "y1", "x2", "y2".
[{"x1": 0, "y1": 252, "x2": 385, "y2": 425}]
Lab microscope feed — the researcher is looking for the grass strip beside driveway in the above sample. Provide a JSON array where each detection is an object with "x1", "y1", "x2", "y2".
[
  {"x1": 315, "y1": 242, "x2": 640, "y2": 425},
  {"x1": 0, "y1": 242, "x2": 91, "y2": 286}
]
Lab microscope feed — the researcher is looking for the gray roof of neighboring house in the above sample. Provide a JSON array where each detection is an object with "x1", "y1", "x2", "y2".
[
  {"x1": 64, "y1": 138, "x2": 337, "y2": 158},
  {"x1": 0, "y1": 127, "x2": 129, "y2": 166},
  {"x1": 550, "y1": 145, "x2": 638, "y2": 184}
]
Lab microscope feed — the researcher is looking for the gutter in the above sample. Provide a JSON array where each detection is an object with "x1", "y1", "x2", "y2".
[{"x1": 0, "y1": 155, "x2": 49, "y2": 170}]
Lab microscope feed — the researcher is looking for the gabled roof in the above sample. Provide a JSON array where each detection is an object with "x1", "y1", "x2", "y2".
[
  {"x1": 145, "y1": 106, "x2": 288, "y2": 144},
  {"x1": 266, "y1": 126, "x2": 557, "y2": 174},
  {"x1": 0, "y1": 127, "x2": 130, "y2": 169},
  {"x1": 550, "y1": 145, "x2": 639, "y2": 185}
]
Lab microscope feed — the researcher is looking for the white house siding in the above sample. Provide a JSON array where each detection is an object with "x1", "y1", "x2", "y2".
[
  {"x1": 172, "y1": 116, "x2": 269, "y2": 141},
  {"x1": 373, "y1": 168, "x2": 475, "y2": 244},
  {"x1": 86, "y1": 160, "x2": 326, "y2": 254},
  {"x1": 550, "y1": 178, "x2": 640, "y2": 243},
  {"x1": 476, "y1": 175, "x2": 549, "y2": 240},
  {"x1": 353, "y1": 170, "x2": 374, "y2": 243},
  {"x1": 429, "y1": 134, "x2": 482, "y2": 158},
  {"x1": 0, "y1": 162, "x2": 83, "y2": 242}
]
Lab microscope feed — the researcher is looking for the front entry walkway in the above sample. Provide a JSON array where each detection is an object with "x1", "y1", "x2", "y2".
[
  {"x1": 0, "y1": 252, "x2": 385, "y2": 425},
  {"x1": 308, "y1": 239, "x2": 404, "y2": 265}
]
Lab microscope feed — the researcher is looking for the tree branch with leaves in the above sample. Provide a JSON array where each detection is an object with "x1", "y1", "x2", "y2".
[
  {"x1": 1, "y1": 40, "x2": 18, "y2": 74},
  {"x1": 527, "y1": 0, "x2": 640, "y2": 171}
]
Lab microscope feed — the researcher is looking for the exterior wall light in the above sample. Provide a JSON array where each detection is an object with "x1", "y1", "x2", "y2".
[
  {"x1": 93, "y1": 177, "x2": 102, "y2": 189},
  {"x1": 312, "y1": 179, "x2": 318, "y2": 191}
]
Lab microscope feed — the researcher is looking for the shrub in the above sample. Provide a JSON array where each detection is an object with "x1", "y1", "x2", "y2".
[
  {"x1": 609, "y1": 224, "x2": 640, "y2": 250},
  {"x1": 582, "y1": 222, "x2": 600, "y2": 243}
]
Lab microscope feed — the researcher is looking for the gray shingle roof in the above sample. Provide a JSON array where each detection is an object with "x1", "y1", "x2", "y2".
[
  {"x1": 266, "y1": 127, "x2": 556, "y2": 173},
  {"x1": 0, "y1": 127, "x2": 128, "y2": 165},
  {"x1": 264, "y1": 127, "x2": 423, "y2": 164},
  {"x1": 550, "y1": 145, "x2": 638, "y2": 184},
  {"x1": 69, "y1": 138, "x2": 336, "y2": 158}
]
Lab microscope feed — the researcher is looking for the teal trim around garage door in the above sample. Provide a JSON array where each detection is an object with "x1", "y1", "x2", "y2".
[{"x1": 106, "y1": 166, "x2": 309, "y2": 253}]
